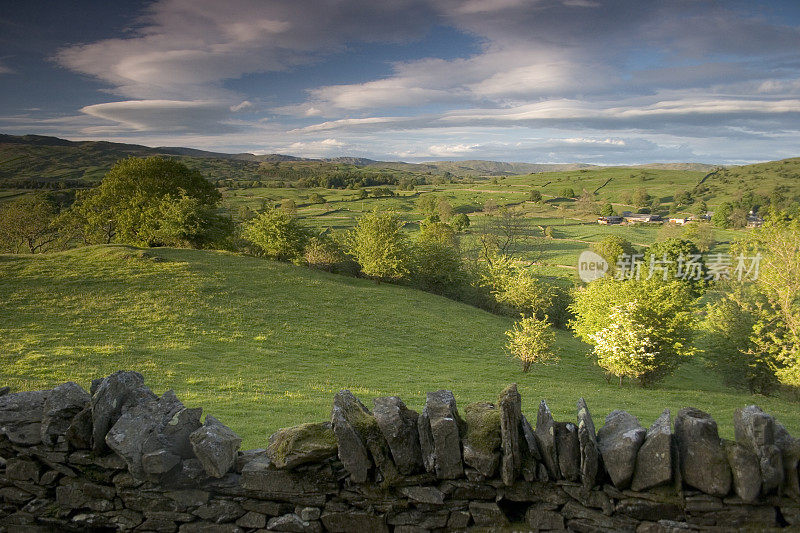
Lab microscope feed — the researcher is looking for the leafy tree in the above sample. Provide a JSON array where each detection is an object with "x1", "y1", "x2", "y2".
[
  {"x1": 437, "y1": 199, "x2": 454, "y2": 221},
  {"x1": 505, "y1": 315, "x2": 557, "y2": 372},
  {"x1": 570, "y1": 277, "x2": 696, "y2": 386},
  {"x1": 410, "y1": 221, "x2": 463, "y2": 291},
  {"x1": 243, "y1": 209, "x2": 309, "y2": 261},
  {"x1": 674, "y1": 190, "x2": 693, "y2": 207},
  {"x1": 711, "y1": 202, "x2": 732, "y2": 228},
  {"x1": 529, "y1": 190, "x2": 543, "y2": 203},
  {"x1": 632, "y1": 188, "x2": 650, "y2": 208},
  {"x1": 451, "y1": 213, "x2": 470, "y2": 232},
  {"x1": 560, "y1": 187, "x2": 576, "y2": 199},
  {"x1": 600, "y1": 203, "x2": 615, "y2": 217},
  {"x1": 416, "y1": 194, "x2": 439, "y2": 215},
  {"x1": 308, "y1": 193, "x2": 326, "y2": 204},
  {"x1": 67, "y1": 157, "x2": 226, "y2": 248},
  {"x1": 346, "y1": 210, "x2": 410, "y2": 281},
  {"x1": 642, "y1": 238, "x2": 706, "y2": 295},
  {"x1": 576, "y1": 189, "x2": 599, "y2": 215},
  {"x1": 591, "y1": 235, "x2": 635, "y2": 275},
  {"x1": 280, "y1": 198, "x2": 298, "y2": 214},
  {"x1": 304, "y1": 234, "x2": 345, "y2": 271},
  {"x1": 0, "y1": 193, "x2": 62, "y2": 253},
  {"x1": 682, "y1": 222, "x2": 715, "y2": 253},
  {"x1": 694, "y1": 200, "x2": 708, "y2": 216}
]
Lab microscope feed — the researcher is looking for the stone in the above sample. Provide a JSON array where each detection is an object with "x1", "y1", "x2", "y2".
[
  {"x1": 236, "y1": 511, "x2": 267, "y2": 529},
  {"x1": 674, "y1": 407, "x2": 731, "y2": 497},
  {"x1": 0, "y1": 386, "x2": 10, "y2": 396},
  {"x1": 267, "y1": 422, "x2": 337, "y2": 470},
  {"x1": 498, "y1": 383, "x2": 523, "y2": 486},
  {"x1": 526, "y1": 503, "x2": 565, "y2": 530},
  {"x1": 577, "y1": 398, "x2": 600, "y2": 489},
  {"x1": 534, "y1": 400, "x2": 559, "y2": 480},
  {"x1": 520, "y1": 414, "x2": 542, "y2": 481},
  {"x1": 106, "y1": 390, "x2": 202, "y2": 479},
  {"x1": 774, "y1": 421, "x2": 800, "y2": 498},
  {"x1": 461, "y1": 402, "x2": 501, "y2": 478},
  {"x1": 296, "y1": 506, "x2": 321, "y2": 521},
  {"x1": 399, "y1": 486, "x2": 445, "y2": 505},
  {"x1": 330, "y1": 390, "x2": 373, "y2": 483},
  {"x1": 0, "y1": 389, "x2": 48, "y2": 445},
  {"x1": 192, "y1": 499, "x2": 244, "y2": 522},
  {"x1": 615, "y1": 499, "x2": 683, "y2": 522},
  {"x1": 734, "y1": 405, "x2": 784, "y2": 495},
  {"x1": 631, "y1": 409, "x2": 673, "y2": 492},
  {"x1": 373, "y1": 396, "x2": 423, "y2": 476},
  {"x1": 178, "y1": 524, "x2": 243, "y2": 533},
  {"x1": 447, "y1": 510, "x2": 471, "y2": 529},
  {"x1": 596, "y1": 410, "x2": 646, "y2": 489},
  {"x1": 5, "y1": 458, "x2": 40, "y2": 483},
  {"x1": 555, "y1": 421, "x2": 580, "y2": 482},
  {"x1": 40, "y1": 382, "x2": 90, "y2": 446},
  {"x1": 190, "y1": 415, "x2": 241, "y2": 479},
  {"x1": 240, "y1": 460, "x2": 337, "y2": 503},
  {"x1": 266, "y1": 513, "x2": 309, "y2": 532},
  {"x1": 65, "y1": 405, "x2": 93, "y2": 449},
  {"x1": 726, "y1": 441, "x2": 761, "y2": 503},
  {"x1": 91, "y1": 370, "x2": 157, "y2": 454},
  {"x1": 143, "y1": 449, "x2": 182, "y2": 475},
  {"x1": 419, "y1": 390, "x2": 463, "y2": 480},
  {"x1": 468, "y1": 501, "x2": 509, "y2": 527},
  {"x1": 321, "y1": 510, "x2": 389, "y2": 532}
]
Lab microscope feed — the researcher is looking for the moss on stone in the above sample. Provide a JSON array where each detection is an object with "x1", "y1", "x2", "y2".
[
  {"x1": 268, "y1": 421, "x2": 338, "y2": 469},
  {"x1": 464, "y1": 402, "x2": 502, "y2": 452}
]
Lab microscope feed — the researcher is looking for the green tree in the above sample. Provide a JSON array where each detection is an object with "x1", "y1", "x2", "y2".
[
  {"x1": 642, "y1": 238, "x2": 706, "y2": 295},
  {"x1": 505, "y1": 315, "x2": 557, "y2": 372},
  {"x1": 67, "y1": 157, "x2": 225, "y2": 248},
  {"x1": 346, "y1": 210, "x2": 410, "y2": 281},
  {"x1": 600, "y1": 203, "x2": 615, "y2": 217},
  {"x1": 0, "y1": 194, "x2": 61, "y2": 253},
  {"x1": 632, "y1": 188, "x2": 650, "y2": 208},
  {"x1": 695, "y1": 200, "x2": 708, "y2": 216},
  {"x1": 303, "y1": 235, "x2": 345, "y2": 271},
  {"x1": 711, "y1": 202, "x2": 732, "y2": 228},
  {"x1": 591, "y1": 235, "x2": 635, "y2": 275},
  {"x1": 416, "y1": 195, "x2": 439, "y2": 216},
  {"x1": 560, "y1": 187, "x2": 576, "y2": 199},
  {"x1": 451, "y1": 213, "x2": 470, "y2": 232},
  {"x1": 308, "y1": 193, "x2": 326, "y2": 204},
  {"x1": 437, "y1": 199, "x2": 454, "y2": 221},
  {"x1": 410, "y1": 221, "x2": 463, "y2": 291},
  {"x1": 575, "y1": 189, "x2": 599, "y2": 215},
  {"x1": 280, "y1": 198, "x2": 297, "y2": 214},
  {"x1": 682, "y1": 222, "x2": 715, "y2": 253},
  {"x1": 243, "y1": 209, "x2": 309, "y2": 261},
  {"x1": 570, "y1": 277, "x2": 696, "y2": 386},
  {"x1": 529, "y1": 190, "x2": 543, "y2": 203}
]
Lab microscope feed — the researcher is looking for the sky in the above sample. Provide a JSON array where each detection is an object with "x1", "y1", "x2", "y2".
[{"x1": 2, "y1": 0, "x2": 800, "y2": 164}]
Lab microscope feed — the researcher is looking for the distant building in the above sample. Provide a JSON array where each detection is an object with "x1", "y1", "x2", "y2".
[
  {"x1": 623, "y1": 213, "x2": 662, "y2": 224},
  {"x1": 746, "y1": 214, "x2": 764, "y2": 228},
  {"x1": 597, "y1": 215, "x2": 623, "y2": 225},
  {"x1": 668, "y1": 217, "x2": 691, "y2": 225}
]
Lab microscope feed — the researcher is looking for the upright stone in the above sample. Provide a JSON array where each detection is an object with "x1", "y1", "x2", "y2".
[
  {"x1": 576, "y1": 398, "x2": 600, "y2": 488},
  {"x1": 631, "y1": 409, "x2": 673, "y2": 492},
  {"x1": 774, "y1": 422, "x2": 800, "y2": 499},
  {"x1": 0, "y1": 389, "x2": 49, "y2": 445},
  {"x1": 555, "y1": 422, "x2": 580, "y2": 482},
  {"x1": 420, "y1": 390, "x2": 463, "y2": 479},
  {"x1": 498, "y1": 384, "x2": 523, "y2": 486},
  {"x1": 462, "y1": 402, "x2": 501, "y2": 478},
  {"x1": 330, "y1": 390, "x2": 372, "y2": 483},
  {"x1": 190, "y1": 415, "x2": 242, "y2": 478},
  {"x1": 520, "y1": 414, "x2": 542, "y2": 481},
  {"x1": 726, "y1": 442, "x2": 761, "y2": 502},
  {"x1": 734, "y1": 405, "x2": 784, "y2": 495},
  {"x1": 65, "y1": 405, "x2": 93, "y2": 449},
  {"x1": 596, "y1": 410, "x2": 646, "y2": 489},
  {"x1": 534, "y1": 400, "x2": 559, "y2": 480},
  {"x1": 373, "y1": 396, "x2": 423, "y2": 475},
  {"x1": 41, "y1": 382, "x2": 91, "y2": 446},
  {"x1": 674, "y1": 407, "x2": 731, "y2": 497},
  {"x1": 91, "y1": 371, "x2": 156, "y2": 454}
]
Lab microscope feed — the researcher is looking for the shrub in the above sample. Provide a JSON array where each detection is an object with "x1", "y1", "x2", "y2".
[
  {"x1": 308, "y1": 193, "x2": 326, "y2": 205},
  {"x1": 346, "y1": 210, "x2": 410, "y2": 281},
  {"x1": 243, "y1": 209, "x2": 308, "y2": 261},
  {"x1": 451, "y1": 213, "x2": 470, "y2": 231},
  {"x1": 505, "y1": 315, "x2": 557, "y2": 372},
  {"x1": 410, "y1": 221, "x2": 464, "y2": 292},
  {"x1": 529, "y1": 190, "x2": 543, "y2": 203},
  {"x1": 560, "y1": 187, "x2": 575, "y2": 199},
  {"x1": 303, "y1": 235, "x2": 345, "y2": 272},
  {"x1": 591, "y1": 235, "x2": 635, "y2": 275}
]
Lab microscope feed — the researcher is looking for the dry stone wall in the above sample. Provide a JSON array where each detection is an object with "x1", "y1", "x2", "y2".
[{"x1": 1, "y1": 372, "x2": 799, "y2": 532}]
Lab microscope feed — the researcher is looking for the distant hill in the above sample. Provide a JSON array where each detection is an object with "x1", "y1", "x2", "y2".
[
  {"x1": 422, "y1": 160, "x2": 596, "y2": 176},
  {"x1": 631, "y1": 163, "x2": 719, "y2": 172}
]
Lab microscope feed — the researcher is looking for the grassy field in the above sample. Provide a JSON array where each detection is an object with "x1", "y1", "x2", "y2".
[{"x1": 1, "y1": 245, "x2": 798, "y2": 448}]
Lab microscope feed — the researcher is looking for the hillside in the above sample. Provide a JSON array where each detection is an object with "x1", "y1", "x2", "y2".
[{"x1": 1, "y1": 245, "x2": 798, "y2": 448}]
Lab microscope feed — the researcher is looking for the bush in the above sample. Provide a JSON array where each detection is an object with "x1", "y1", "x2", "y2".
[
  {"x1": 243, "y1": 209, "x2": 308, "y2": 261},
  {"x1": 570, "y1": 277, "x2": 696, "y2": 386},
  {"x1": 410, "y1": 221, "x2": 464, "y2": 292},
  {"x1": 505, "y1": 315, "x2": 557, "y2": 372},
  {"x1": 303, "y1": 235, "x2": 345, "y2": 272},
  {"x1": 529, "y1": 190, "x2": 543, "y2": 203},
  {"x1": 346, "y1": 210, "x2": 410, "y2": 281},
  {"x1": 560, "y1": 187, "x2": 575, "y2": 199},
  {"x1": 451, "y1": 213, "x2": 470, "y2": 231},
  {"x1": 590, "y1": 235, "x2": 635, "y2": 276},
  {"x1": 308, "y1": 193, "x2": 326, "y2": 205}
]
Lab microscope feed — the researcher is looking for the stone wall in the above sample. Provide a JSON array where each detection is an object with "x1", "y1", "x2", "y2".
[{"x1": 0, "y1": 371, "x2": 799, "y2": 532}]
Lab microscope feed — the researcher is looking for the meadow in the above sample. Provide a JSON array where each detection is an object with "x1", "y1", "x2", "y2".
[{"x1": 2, "y1": 245, "x2": 798, "y2": 449}]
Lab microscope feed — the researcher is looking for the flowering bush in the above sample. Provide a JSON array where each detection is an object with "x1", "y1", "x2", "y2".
[{"x1": 505, "y1": 314, "x2": 557, "y2": 372}]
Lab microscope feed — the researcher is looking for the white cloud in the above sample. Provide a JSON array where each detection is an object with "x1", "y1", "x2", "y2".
[
  {"x1": 80, "y1": 100, "x2": 237, "y2": 132},
  {"x1": 229, "y1": 100, "x2": 253, "y2": 112}
]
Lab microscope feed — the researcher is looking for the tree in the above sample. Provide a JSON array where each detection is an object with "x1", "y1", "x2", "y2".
[
  {"x1": 280, "y1": 198, "x2": 297, "y2": 214},
  {"x1": 451, "y1": 213, "x2": 470, "y2": 232},
  {"x1": 66, "y1": 157, "x2": 226, "y2": 248},
  {"x1": 0, "y1": 194, "x2": 61, "y2": 253},
  {"x1": 475, "y1": 207, "x2": 527, "y2": 262},
  {"x1": 243, "y1": 209, "x2": 309, "y2": 261},
  {"x1": 695, "y1": 200, "x2": 708, "y2": 216},
  {"x1": 506, "y1": 315, "x2": 557, "y2": 372},
  {"x1": 711, "y1": 202, "x2": 732, "y2": 228},
  {"x1": 529, "y1": 190, "x2": 543, "y2": 203},
  {"x1": 308, "y1": 193, "x2": 326, "y2": 205},
  {"x1": 642, "y1": 238, "x2": 706, "y2": 295},
  {"x1": 560, "y1": 187, "x2": 576, "y2": 199},
  {"x1": 304, "y1": 235, "x2": 345, "y2": 271},
  {"x1": 682, "y1": 222, "x2": 715, "y2": 253},
  {"x1": 674, "y1": 190, "x2": 693, "y2": 207},
  {"x1": 416, "y1": 194, "x2": 439, "y2": 216},
  {"x1": 632, "y1": 188, "x2": 650, "y2": 208},
  {"x1": 437, "y1": 199, "x2": 454, "y2": 221},
  {"x1": 591, "y1": 235, "x2": 635, "y2": 275},
  {"x1": 570, "y1": 277, "x2": 696, "y2": 386},
  {"x1": 575, "y1": 189, "x2": 599, "y2": 215},
  {"x1": 346, "y1": 210, "x2": 410, "y2": 280},
  {"x1": 600, "y1": 203, "x2": 615, "y2": 217},
  {"x1": 411, "y1": 221, "x2": 463, "y2": 291}
]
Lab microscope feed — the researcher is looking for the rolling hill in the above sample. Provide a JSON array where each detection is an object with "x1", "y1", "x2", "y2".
[{"x1": 1, "y1": 245, "x2": 798, "y2": 448}]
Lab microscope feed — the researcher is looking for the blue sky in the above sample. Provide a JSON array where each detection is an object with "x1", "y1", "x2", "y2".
[{"x1": 2, "y1": 0, "x2": 800, "y2": 164}]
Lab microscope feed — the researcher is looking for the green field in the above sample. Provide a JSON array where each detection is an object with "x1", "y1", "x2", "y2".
[{"x1": 2, "y1": 245, "x2": 798, "y2": 448}]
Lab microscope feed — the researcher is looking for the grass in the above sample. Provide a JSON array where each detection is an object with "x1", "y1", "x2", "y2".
[{"x1": 1, "y1": 245, "x2": 798, "y2": 448}]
